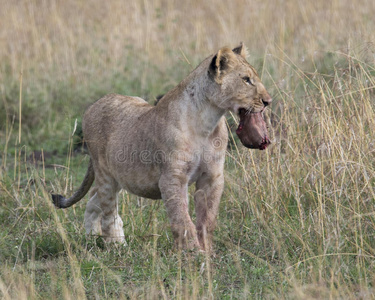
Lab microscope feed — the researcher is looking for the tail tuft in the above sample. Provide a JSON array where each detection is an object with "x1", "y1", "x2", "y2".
[
  {"x1": 51, "y1": 158, "x2": 95, "y2": 209},
  {"x1": 51, "y1": 194, "x2": 67, "y2": 208}
]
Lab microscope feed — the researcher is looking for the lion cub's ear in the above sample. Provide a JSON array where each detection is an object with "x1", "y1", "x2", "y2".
[
  {"x1": 209, "y1": 47, "x2": 238, "y2": 84},
  {"x1": 232, "y1": 42, "x2": 248, "y2": 58}
]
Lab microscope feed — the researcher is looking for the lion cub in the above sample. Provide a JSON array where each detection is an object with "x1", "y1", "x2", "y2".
[{"x1": 52, "y1": 43, "x2": 272, "y2": 251}]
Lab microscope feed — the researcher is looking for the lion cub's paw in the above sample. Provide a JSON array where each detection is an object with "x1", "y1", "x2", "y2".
[{"x1": 103, "y1": 235, "x2": 127, "y2": 245}]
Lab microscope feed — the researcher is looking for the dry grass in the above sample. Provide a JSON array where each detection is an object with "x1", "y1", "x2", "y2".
[
  {"x1": 2, "y1": 0, "x2": 374, "y2": 89},
  {"x1": 1, "y1": 0, "x2": 375, "y2": 299}
]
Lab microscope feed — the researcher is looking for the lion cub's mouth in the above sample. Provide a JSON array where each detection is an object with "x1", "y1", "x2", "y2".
[{"x1": 236, "y1": 108, "x2": 270, "y2": 150}]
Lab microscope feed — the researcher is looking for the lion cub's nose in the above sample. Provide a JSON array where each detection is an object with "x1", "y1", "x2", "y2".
[{"x1": 262, "y1": 95, "x2": 272, "y2": 107}]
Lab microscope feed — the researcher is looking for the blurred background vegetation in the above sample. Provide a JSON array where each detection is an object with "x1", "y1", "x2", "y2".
[{"x1": 1, "y1": 0, "x2": 375, "y2": 299}]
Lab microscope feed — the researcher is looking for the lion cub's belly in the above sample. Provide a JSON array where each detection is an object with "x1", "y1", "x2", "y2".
[
  {"x1": 114, "y1": 158, "x2": 203, "y2": 200},
  {"x1": 116, "y1": 165, "x2": 162, "y2": 199},
  {"x1": 124, "y1": 184, "x2": 162, "y2": 200}
]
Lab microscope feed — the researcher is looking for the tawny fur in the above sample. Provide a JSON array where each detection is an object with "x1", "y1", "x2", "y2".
[{"x1": 52, "y1": 43, "x2": 272, "y2": 250}]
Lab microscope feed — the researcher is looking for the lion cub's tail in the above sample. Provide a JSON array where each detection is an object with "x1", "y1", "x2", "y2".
[{"x1": 51, "y1": 159, "x2": 95, "y2": 208}]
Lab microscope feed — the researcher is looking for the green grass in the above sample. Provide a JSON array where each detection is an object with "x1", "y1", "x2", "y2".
[
  {"x1": 1, "y1": 152, "x2": 283, "y2": 299},
  {"x1": 2, "y1": 54, "x2": 375, "y2": 297},
  {"x1": 2, "y1": 0, "x2": 375, "y2": 299}
]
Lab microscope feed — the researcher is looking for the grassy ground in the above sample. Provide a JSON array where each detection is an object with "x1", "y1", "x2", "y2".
[{"x1": 1, "y1": 0, "x2": 375, "y2": 298}]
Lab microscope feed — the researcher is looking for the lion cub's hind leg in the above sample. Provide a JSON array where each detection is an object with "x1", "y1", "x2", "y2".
[
  {"x1": 84, "y1": 187, "x2": 103, "y2": 237},
  {"x1": 84, "y1": 174, "x2": 125, "y2": 243}
]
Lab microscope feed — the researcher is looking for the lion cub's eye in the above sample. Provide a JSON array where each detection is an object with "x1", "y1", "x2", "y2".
[{"x1": 243, "y1": 76, "x2": 255, "y2": 86}]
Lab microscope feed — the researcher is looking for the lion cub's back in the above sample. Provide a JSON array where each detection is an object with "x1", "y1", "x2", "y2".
[{"x1": 82, "y1": 93, "x2": 152, "y2": 157}]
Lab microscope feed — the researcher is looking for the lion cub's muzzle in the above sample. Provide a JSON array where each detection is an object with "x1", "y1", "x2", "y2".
[{"x1": 236, "y1": 108, "x2": 271, "y2": 150}]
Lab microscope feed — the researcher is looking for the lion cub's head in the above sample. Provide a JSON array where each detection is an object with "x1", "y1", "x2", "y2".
[{"x1": 208, "y1": 43, "x2": 272, "y2": 150}]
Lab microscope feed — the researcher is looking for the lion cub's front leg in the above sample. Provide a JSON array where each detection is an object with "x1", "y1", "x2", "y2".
[
  {"x1": 194, "y1": 171, "x2": 224, "y2": 251},
  {"x1": 159, "y1": 174, "x2": 200, "y2": 250}
]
